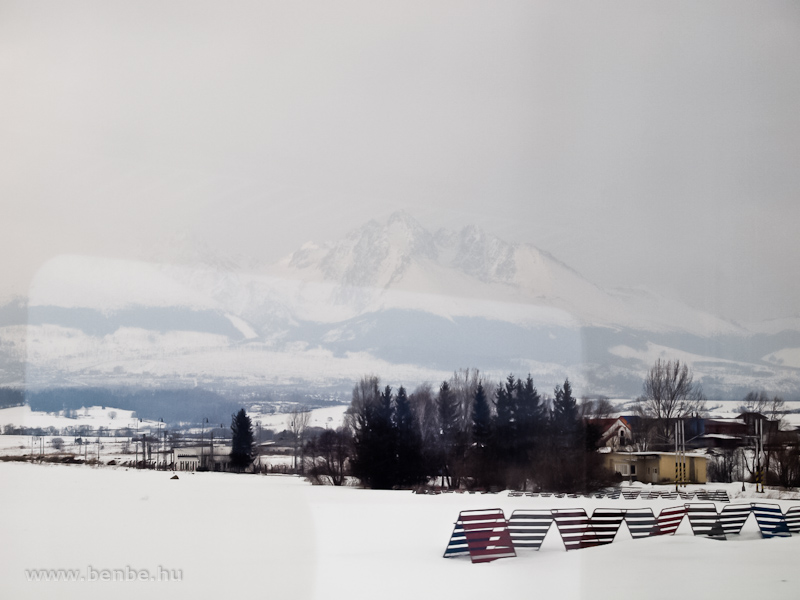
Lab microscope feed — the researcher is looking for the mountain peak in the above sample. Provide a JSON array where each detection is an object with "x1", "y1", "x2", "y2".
[
  {"x1": 283, "y1": 213, "x2": 552, "y2": 291},
  {"x1": 386, "y1": 209, "x2": 421, "y2": 230}
]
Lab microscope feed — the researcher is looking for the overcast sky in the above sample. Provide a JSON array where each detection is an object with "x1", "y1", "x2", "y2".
[{"x1": 1, "y1": 1, "x2": 798, "y2": 323}]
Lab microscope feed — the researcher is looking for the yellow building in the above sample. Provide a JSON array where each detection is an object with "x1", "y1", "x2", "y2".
[{"x1": 601, "y1": 451, "x2": 707, "y2": 484}]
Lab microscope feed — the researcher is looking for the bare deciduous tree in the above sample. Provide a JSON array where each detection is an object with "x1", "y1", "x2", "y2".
[
  {"x1": 739, "y1": 391, "x2": 788, "y2": 483},
  {"x1": 739, "y1": 391, "x2": 786, "y2": 427},
  {"x1": 592, "y1": 397, "x2": 616, "y2": 419},
  {"x1": 449, "y1": 368, "x2": 481, "y2": 434},
  {"x1": 287, "y1": 407, "x2": 311, "y2": 472},
  {"x1": 634, "y1": 358, "x2": 705, "y2": 445},
  {"x1": 578, "y1": 396, "x2": 615, "y2": 419},
  {"x1": 306, "y1": 427, "x2": 351, "y2": 486}
]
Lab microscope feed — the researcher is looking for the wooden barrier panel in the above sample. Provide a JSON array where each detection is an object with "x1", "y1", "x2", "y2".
[
  {"x1": 590, "y1": 508, "x2": 625, "y2": 545},
  {"x1": 784, "y1": 506, "x2": 800, "y2": 534},
  {"x1": 654, "y1": 505, "x2": 687, "y2": 536},
  {"x1": 551, "y1": 508, "x2": 601, "y2": 551},
  {"x1": 697, "y1": 490, "x2": 730, "y2": 502},
  {"x1": 684, "y1": 503, "x2": 726, "y2": 540},
  {"x1": 719, "y1": 504, "x2": 751, "y2": 535},
  {"x1": 508, "y1": 510, "x2": 553, "y2": 550},
  {"x1": 443, "y1": 520, "x2": 469, "y2": 559},
  {"x1": 446, "y1": 502, "x2": 800, "y2": 563},
  {"x1": 623, "y1": 508, "x2": 658, "y2": 539},
  {"x1": 750, "y1": 503, "x2": 792, "y2": 539},
  {"x1": 459, "y1": 509, "x2": 517, "y2": 563}
]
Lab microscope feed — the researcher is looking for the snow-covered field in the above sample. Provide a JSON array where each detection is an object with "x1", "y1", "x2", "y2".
[
  {"x1": 248, "y1": 404, "x2": 349, "y2": 431},
  {"x1": 0, "y1": 404, "x2": 349, "y2": 437},
  {"x1": 0, "y1": 404, "x2": 160, "y2": 432},
  {"x1": 2, "y1": 462, "x2": 800, "y2": 600}
]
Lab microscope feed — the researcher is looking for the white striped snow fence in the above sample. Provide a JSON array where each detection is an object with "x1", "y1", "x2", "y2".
[{"x1": 444, "y1": 503, "x2": 800, "y2": 563}]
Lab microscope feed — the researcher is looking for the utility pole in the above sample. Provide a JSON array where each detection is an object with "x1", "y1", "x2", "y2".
[
  {"x1": 628, "y1": 443, "x2": 632, "y2": 485},
  {"x1": 675, "y1": 421, "x2": 679, "y2": 491},
  {"x1": 156, "y1": 418, "x2": 167, "y2": 471},
  {"x1": 680, "y1": 419, "x2": 685, "y2": 487},
  {"x1": 756, "y1": 418, "x2": 765, "y2": 493},
  {"x1": 741, "y1": 447, "x2": 746, "y2": 492},
  {"x1": 675, "y1": 419, "x2": 686, "y2": 489},
  {"x1": 160, "y1": 418, "x2": 167, "y2": 470},
  {"x1": 201, "y1": 418, "x2": 208, "y2": 470},
  {"x1": 134, "y1": 418, "x2": 141, "y2": 468}
]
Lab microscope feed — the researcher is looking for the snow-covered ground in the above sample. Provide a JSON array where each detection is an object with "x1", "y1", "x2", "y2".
[
  {"x1": 0, "y1": 404, "x2": 161, "y2": 432},
  {"x1": 2, "y1": 462, "x2": 800, "y2": 600},
  {"x1": 0, "y1": 404, "x2": 348, "y2": 436},
  {"x1": 248, "y1": 404, "x2": 349, "y2": 432}
]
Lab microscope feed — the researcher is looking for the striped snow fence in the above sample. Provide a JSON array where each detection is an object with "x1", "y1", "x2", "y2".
[
  {"x1": 441, "y1": 509, "x2": 516, "y2": 563},
  {"x1": 444, "y1": 502, "x2": 800, "y2": 561},
  {"x1": 750, "y1": 503, "x2": 793, "y2": 538},
  {"x1": 508, "y1": 489, "x2": 731, "y2": 502}
]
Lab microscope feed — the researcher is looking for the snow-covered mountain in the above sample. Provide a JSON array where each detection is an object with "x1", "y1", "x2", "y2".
[
  {"x1": 272, "y1": 211, "x2": 745, "y2": 335},
  {"x1": 2, "y1": 212, "x2": 799, "y2": 399}
]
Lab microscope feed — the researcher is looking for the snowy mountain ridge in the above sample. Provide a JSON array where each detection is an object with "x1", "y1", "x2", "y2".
[
  {"x1": 271, "y1": 211, "x2": 743, "y2": 336},
  {"x1": 3, "y1": 212, "x2": 799, "y2": 398}
]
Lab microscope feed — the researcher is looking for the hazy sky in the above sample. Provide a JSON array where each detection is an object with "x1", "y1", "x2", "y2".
[{"x1": 2, "y1": 1, "x2": 799, "y2": 322}]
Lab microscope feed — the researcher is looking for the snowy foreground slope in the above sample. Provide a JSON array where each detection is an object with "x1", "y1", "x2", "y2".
[{"x1": 2, "y1": 463, "x2": 800, "y2": 600}]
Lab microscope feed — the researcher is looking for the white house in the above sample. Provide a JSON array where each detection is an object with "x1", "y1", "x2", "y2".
[
  {"x1": 585, "y1": 417, "x2": 633, "y2": 449},
  {"x1": 172, "y1": 444, "x2": 233, "y2": 472}
]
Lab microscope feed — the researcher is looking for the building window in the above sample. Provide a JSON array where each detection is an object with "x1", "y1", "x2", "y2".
[
  {"x1": 630, "y1": 465, "x2": 636, "y2": 475},
  {"x1": 614, "y1": 463, "x2": 629, "y2": 476}
]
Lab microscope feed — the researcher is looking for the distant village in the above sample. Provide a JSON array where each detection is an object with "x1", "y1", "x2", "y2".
[{"x1": 2, "y1": 359, "x2": 798, "y2": 493}]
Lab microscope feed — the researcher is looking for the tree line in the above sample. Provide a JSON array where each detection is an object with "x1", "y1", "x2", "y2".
[{"x1": 305, "y1": 369, "x2": 614, "y2": 492}]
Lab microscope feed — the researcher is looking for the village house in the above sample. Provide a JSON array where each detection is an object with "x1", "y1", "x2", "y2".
[
  {"x1": 585, "y1": 417, "x2": 633, "y2": 449},
  {"x1": 601, "y1": 451, "x2": 708, "y2": 484},
  {"x1": 693, "y1": 417, "x2": 748, "y2": 449},
  {"x1": 173, "y1": 444, "x2": 233, "y2": 472}
]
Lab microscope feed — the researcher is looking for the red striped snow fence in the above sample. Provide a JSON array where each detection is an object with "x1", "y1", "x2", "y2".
[{"x1": 443, "y1": 502, "x2": 800, "y2": 563}]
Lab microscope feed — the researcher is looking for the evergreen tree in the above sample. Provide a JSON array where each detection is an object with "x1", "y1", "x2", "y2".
[
  {"x1": 547, "y1": 378, "x2": 590, "y2": 492},
  {"x1": 350, "y1": 382, "x2": 397, "y2": 489},
  {"x1": 552, "y1": 378, "x2": 579, "y2": 443},
  {"x1": 394, "y1": 385, "x2": 425, "y2": 487},
  {"x1": 494, "y1": 374, "x2": 518, "y2": 474},
  {"x1": 516, "y1": 374, "x2": 545, "y2": 444},
  {"x1": 471, "y1": 381, "x2": 492, "y2": 447},
  {"x1": 470, "y1": 381, "x2": 495, "y2": 488},
  {"x1": 230, "y1": 408, "x2": 255, "y2": 472},
  {"x1": 514, "y1": 374, "x2": 544, "y2": 486},
  {"x1": 437, "y1": 380, "x2": 460, "y2": 488}
]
